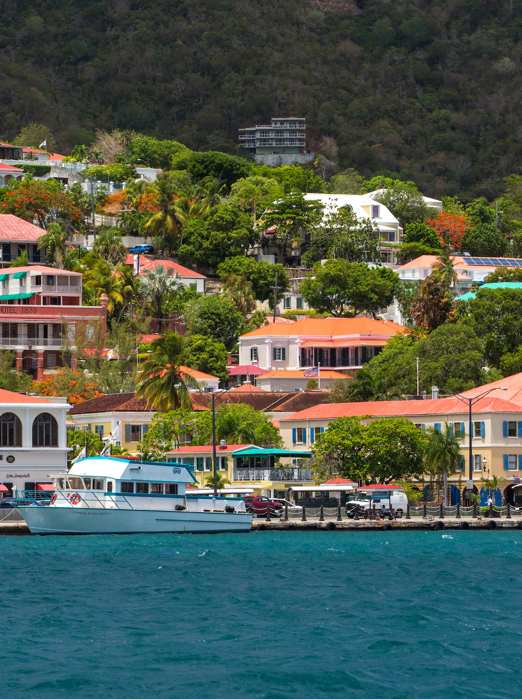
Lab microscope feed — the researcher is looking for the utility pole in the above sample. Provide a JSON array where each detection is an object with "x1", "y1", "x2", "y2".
[
  {"x1": 272, "y1": 270, "x2": 281, "y2": 323},
  {"x1": 90, "y1": 175, "x2": 96, "y2": 241},
  {"x1": 496, "y1": 201, "x2": 498, "y2": 230},
  {"x1": 416, "y1": 357, "x2": 420, "y2": 396}
]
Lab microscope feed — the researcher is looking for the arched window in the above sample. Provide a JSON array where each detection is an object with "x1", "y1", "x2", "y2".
[
  {"x1": 32, "y1": 413, "x2": 58, "y2": 448},
  {"x1": 0, "y1": 413, "x2": 22, "y2": 447}
]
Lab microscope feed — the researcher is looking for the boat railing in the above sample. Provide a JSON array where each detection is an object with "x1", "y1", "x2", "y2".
[{"x1": 18, "y1": 490, "x2": 135, "y2": 510}]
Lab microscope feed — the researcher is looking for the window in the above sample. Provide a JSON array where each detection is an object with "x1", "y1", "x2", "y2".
[
  {"x1": 508, "y1": 455, "x2": 517, "y2": 471},
  {"x1": 107, "y1": 481, "x2": 113, "y2": 493},
  {"x1": 34, "y1": 275, "x2": 42, "y2": 286},
  {"x1": 508, "y1": 421, "x2": 517, "y2": 437},
  {"x1": 19, "y1": 277, "x2": 25, "y2": 288},
  {"x1": 32, "y1": 412, "x2": 58, "y2": 447},
  {"x1": 2, "y1": 280, "x2": 6, "y2": 290},
  {"x1": 205, "y1": 456, "x2": 212, "y2": 471},
  {"x1": 371, "y1": 205, "x2": 380, "y2": 218},
  {"x1": 474, "y1": 421, "x2": 482, "y2": 438},
  {"x1": 197, "y1": 457, "x2": 204, "y2": 471},
  {"x1": 474, "y1": 454, "x2": 482, "y2": 472},
  {"x1": 0, "y1": 412, "x2": 22, "y2": 447},
  {"x1": 296, "y1": 428, "x2": 304, "y2": 444},
  {"x1": 67, "y1": 477, "x2": 83, "y2": 489},
  {"x1": 273, "y1": 347, "x2": 286, "y2": 361},
  {"x1": 219, "y1": 456, "x2": 228, "y2": 471},
  {"x1": 136, "y1": 482, "x2": 149, "y2": 494},
  {"x1": 47, "y1": 276, "x2": 54, "y2": 286},
  {"x1": 121, "y1": 481, "x2": 134, "y2": 493},
  {"x1": 50, "y1": 297, "x2": 60, "y2": 306},
  {"x1": 250, "y1": 347, "x2": 258, "y2": 362},
  {"x1": 296, "y1": 297, "x2": 303, "y2": 310},
  {"x1": 84, "y1": 478, "x2": 92, "y2": 489},
  {"x1": 284, "y1": 297, "x2": 291, "y2": 309},
  {"x1": 166, "y1": 484, "x2": 178, "y2": 495},
  {"x1": 150, "y1": 483, "x2": 164, "y2": 494},
  {"x1": 92, "y1": 479, "x2": 104, "y2": 490},
  {"x1": 125, "y1": 424, "x2": 142, "y2": 442},
  {"x1": 414, "y1": 424, "x2": 422, "y2": 430},
  {"x1": 454, "y1": 423, "x2": 462, "y2": 436},
  {"x1": 95, "y1": 425, "x2": 104, "y2": 437}
]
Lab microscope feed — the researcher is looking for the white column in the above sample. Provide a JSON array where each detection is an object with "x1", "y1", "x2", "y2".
[
  {"x1": 60, "y1": 409, "x2": 67, "y2": 449},
  {"x1": 24, "y1": 409, "x2": 31, "y2": 448},
  {"x1": 265, "y1": 340, "x2": 272, "y2": 370}
]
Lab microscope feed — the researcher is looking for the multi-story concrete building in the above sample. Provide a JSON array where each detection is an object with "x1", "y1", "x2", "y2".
[
  {"x1": 0, "y1": 215, "x2": 48, "y2": 267},
  {"x1": 0, "y1": 265, "x2": 106, "y2": 379},
  {"x1": 238, "y1": 118, "x2": 306, "y2": 155}
]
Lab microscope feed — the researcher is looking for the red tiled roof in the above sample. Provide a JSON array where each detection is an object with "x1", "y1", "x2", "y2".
[
  {"x1": 241, "y1": 317, "x2": 406, "y2": 339},
  {"x1": 180, "y1": 365, "x2": 219, "y2": 381},
  {"x1": 266, "y1": 316, "x2": 295, "y2": 325},
  {"x1": 281, "y1": 396, "x2": 522, "y2": 421},
  {"x1": 0, "y1": 215, "x2": 47, "y2": 242},
  {"x1": 0, "y1": 163, "x2": 24, "y2": 173},
  {"x1": 461, "y1": 375, "x2": 522, "y2": 408},
  {"x1": 228, "y1": 365, "x2": 269, "y2": 376},
  {"x1": 0, "y1": 263, "x2": 81, "y2": 275},
  {"x1": 138, "y1": 259, "x2": 206, "y2": 279},
  {"x1": 322, "y1": 478, "x2": 357, "y2": 485}
]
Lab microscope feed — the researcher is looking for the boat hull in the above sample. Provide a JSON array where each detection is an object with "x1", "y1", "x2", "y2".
[{"x1": 17, "y1": 506, "x2": 253, "y2": 535}]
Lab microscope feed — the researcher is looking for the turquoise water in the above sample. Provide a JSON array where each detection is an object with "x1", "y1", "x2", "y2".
[{"x1": 2, "y1": 531, "x2": 522, "y2": 698}]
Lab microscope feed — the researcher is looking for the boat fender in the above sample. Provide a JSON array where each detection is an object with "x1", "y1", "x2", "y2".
[
  {"x1": 70, "y1": 493, "x2": 81, "y2": 505},
  {"x1": 460, "y1": 521, "x2": 470, "y2": 530},
  {"x1": 433, "y1": 521, "x2": 445, "y2": 530},
  {"x1": 518, "y1": 521, "x2": 522, "y2": 530},
  {"x1": 256, "y1": 524, "x2": 266, "y2": 531},
  {"x1": 383, "y1": 523, "x2": 393, "y2": 531},
  {"x1": 487, "y1": 520, "x2": 497, "y2": 530},
  {"x1": 326, "y1": 521, "x2": 336, "y2": 530}
]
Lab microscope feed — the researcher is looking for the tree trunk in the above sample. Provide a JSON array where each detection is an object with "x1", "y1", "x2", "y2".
[
  {"x1": 157, "y1": 294, "x2": 162, "y2": 334},
  {"x1": 443, "y1": 466, "x2": 448, "y2": 506}
]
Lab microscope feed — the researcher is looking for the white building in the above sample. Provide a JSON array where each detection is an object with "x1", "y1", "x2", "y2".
[{"x1": 0, "y1": 389, "x2": 69, "y2": 496}]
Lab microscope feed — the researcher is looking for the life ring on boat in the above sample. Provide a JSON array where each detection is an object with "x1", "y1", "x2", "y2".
[
  {"x1": 70, "y1": 493, "x2": 81, "y2": 505},
  {"x1": 50, "y1": 494, "x2": 57, "y2": 504}
]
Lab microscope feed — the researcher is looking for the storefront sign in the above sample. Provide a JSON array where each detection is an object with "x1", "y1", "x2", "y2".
[{"x1": 5, "y1": 473, "x2": 30, "y2": 479}]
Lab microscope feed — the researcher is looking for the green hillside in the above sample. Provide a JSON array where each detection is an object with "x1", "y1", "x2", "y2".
[{"x1": 1, "y1": 0, "x2": 522, "y2": 198}]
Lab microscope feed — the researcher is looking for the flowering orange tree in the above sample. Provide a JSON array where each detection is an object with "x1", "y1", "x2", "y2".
[
  {"x1": 32, "y1": 370, "x2": 103, "y2": 405},
  {"x1": 426, "y1": 211, "x2": 473, "y2": 250},
  {"x1": 1, "y1": 181, "x2": 83, "y2": 229}
]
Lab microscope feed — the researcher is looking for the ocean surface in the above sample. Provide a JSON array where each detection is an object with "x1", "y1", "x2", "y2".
[{"x1": 1, "y1": 530, "x2": 522, "y2": 699}]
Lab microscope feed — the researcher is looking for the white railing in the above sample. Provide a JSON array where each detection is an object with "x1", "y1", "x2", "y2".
[
  {"x1": 0, "y1": 337, "x2": 63, "y2": 347},
  {"x1": 235, "y1": 468, "x2": 311, "y2": 482}
]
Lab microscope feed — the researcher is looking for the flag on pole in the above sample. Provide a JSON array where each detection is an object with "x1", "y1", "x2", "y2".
[
  {"x1": 39, "y1": 140, "x2": 47, "y2": 148},
  {"x1": 99, "y1": 442, "x2": 111, "y2": 457},
  {"x1": 71, "y1": 445, "x2": 87, "y2": 464},
  {"x1": 303, "y1": 367, "x2": 319, "y2": 378}
]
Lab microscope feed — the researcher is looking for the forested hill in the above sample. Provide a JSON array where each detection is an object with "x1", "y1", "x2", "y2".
[{"x1": 1, "y1": 0, "x2": 522, "y2": 198}]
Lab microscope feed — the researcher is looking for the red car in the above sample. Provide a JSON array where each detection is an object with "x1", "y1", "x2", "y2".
[{"x1": 243, "y1": 495, "x2": 284, "y2": 516}]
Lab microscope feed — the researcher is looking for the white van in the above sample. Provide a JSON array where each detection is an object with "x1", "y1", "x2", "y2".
[{"x1": 346, "y1": 486, "x2": 408, "y2": 518}]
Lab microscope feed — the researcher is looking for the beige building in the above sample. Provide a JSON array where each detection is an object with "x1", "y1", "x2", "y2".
[{"x1": 279, "y1": 395, "x2": 522, "y2": 505}]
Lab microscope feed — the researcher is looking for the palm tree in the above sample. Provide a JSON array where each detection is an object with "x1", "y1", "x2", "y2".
[
  {"x1": 92, "y1": 229, "x2": 127, "y2": 265},
  {"x1": 37, "y1": 222, "x2": 71, "y2": 268},
  {"x1": 222, "y1": 273, "x2": 256, "y2": 316},
  {"x1": 136, "y1": 331, "x2": 198, "y2": 411},
  {"x1": 480, "y1": 475, "x2": 505, "y2": 505},
  {"x1": 204, "y1": 473, "x2": 231, "y2": 489},
  {"x1": 140, "y1": 264, "x2": 181, "y2": 333},
  {"x1": 145, "y1": 175, "x2": 188, "y2": 255},
  {"x1": 423, "y1": 424, "x2": 462, "y2": 506},
  {"x1": 214, "y1": 405, "x2": 257, "y2": 445},
  {"x1": 192, "y1": 177, "x2": 224, "y2": 216},
  {"x1": 432, "y1": 246, "x2": 461, "y2": 290},
  {"x1": 71, "y1": 144, "x2": 88, "y2": 163}
]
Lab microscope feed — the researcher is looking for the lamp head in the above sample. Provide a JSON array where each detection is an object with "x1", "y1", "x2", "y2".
[{"x1": 501, "y1": 387, "x2": 509, "y2": 390}]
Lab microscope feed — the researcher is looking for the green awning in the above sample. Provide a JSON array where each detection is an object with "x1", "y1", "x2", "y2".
[
  {"x1": 12, "y1": 271, "x2": 26, "y2": 279},
  {"x1": 0, "y1": 292, "x2": 35, "y2": 300},
  {"x1": 0, "y1": 274, "x2": 8, "y2": 282},
  {"x1": 234, "y1": 448, "x2": 313, "y2": 458}
]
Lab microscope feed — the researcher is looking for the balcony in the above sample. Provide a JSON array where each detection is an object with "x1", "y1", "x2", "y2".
[
  {"x1": 0, "y1": 337, "x2": 63, "y2": 347},
  {"x1": 235, "y1": 468, "x2": 312, "y2": 482},
  {"x1": 40, "y1": 284, "x2": 80, "y2": 293}
]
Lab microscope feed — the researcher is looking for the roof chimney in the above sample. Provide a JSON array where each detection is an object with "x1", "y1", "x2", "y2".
[
  {"x1": 219, "y1": 439, "x2": 227, "y2": 450},
  {"x1": 100, "y1": 293, "x2": 108, "y2": 309},
  {"x1": 432, "y1": 385, "x2": 439, "y2": 400}
]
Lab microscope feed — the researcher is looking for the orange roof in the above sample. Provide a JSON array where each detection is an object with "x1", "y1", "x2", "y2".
[
  {"x1": 259, "y1": 370, "x2": 349, "y2": 379},
  {"x1": 281, "y1": 396, "x2": 522, "y2": 421},
  {"x1": 228, "y1": 384, "x2": 266, "y2": 392},
  {"x1": 0, "y1": 389, "x2": 55, "y2": 404},
  {"x1": 138, "y1": 259, "x2": 206, "y2": 279},
  {"x1": 398, "y1": 255, "x2": 466, "y2": 270},
  {"x1": 0, "y1": 163, "x2": 24, "y2": 173},
  {"x1": 0, "y1": 263, "x2": 81, "y2": 275},
  {"x1": 266, "y1": 316, "x2": 295, "y2": 325},
  {"x1": 241, "y1": 317, "x2": 406, "y2": 339},
  {"x1": 322, "y1": 478, "x2": 357, "y2": 485},
  {"x1": 269, "y1": 418, "x2": 280, "y2": 429},
  {"x1": 461, "y1": 374, "x2": 522, "y2": 408},
  {"x1": 180, "y1": 365, "x2": 218, "y2": 381},
  {"x1": 301, "y1": 339, "x2": 388, "y2": 348}
]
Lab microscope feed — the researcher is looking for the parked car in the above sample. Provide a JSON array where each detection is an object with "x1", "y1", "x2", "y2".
[
  {"x1": 273, "y1": 498, "x2": 303, "y2": 511},
  {"x1": 129, "y1": 244, "x2": 154, "y2": 254},
  {"x1": 346, "y1": 489, "x2": 407, "y2": 518},
  {"x1": 243, "y1": 495, "x2": 284, "y2": 517}
]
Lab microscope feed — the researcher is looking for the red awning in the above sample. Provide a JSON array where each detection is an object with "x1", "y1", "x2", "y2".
[
  {"x1": 36, "y1": 483, "x2": 55, "y2": 491},
  {"x1": 0, "y1": 484, "x2": 8, "y2": 493},
  {"x1": 228, "y1": 365, "x2": 269, "y2": 376}
]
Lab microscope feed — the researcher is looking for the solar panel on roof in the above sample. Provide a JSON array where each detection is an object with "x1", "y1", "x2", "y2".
[{"x1": 464, "y1": 257, "x2": 522, "y2": 267}]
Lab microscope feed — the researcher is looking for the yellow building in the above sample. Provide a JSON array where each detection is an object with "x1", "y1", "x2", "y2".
[
  {"x1": 278, "y1": 395, "x2": 522, "y2": 505},
  {"x1": 166, "y1": 444, "x2": 313, "y2": 498}
]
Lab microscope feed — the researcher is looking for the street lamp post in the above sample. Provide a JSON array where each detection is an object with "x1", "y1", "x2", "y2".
[{"x1": 444, "y1": 386, "x2": 509, "y2": 482}]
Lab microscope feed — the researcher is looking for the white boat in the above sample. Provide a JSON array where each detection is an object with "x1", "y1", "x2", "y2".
[{"x1": 16, "y1": 456, "x2": 253, "y2": 535}]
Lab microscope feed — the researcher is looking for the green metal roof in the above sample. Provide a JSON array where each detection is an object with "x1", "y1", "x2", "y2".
[
  {"x1": 0, "y1": 292, "x2": 35, "y2": 301},
  {"x1": 234, "y1": 448, "x2": 312, "y2": 458},
  {"x1": 0, "y1": 274, "x2": 8, "y2": 282},
  {"x1": 12, "y1": 271, "x2": 27, "y2": 279},
  {"x1": 455, "y1": 282, "x2": 522, "y2": 302}
]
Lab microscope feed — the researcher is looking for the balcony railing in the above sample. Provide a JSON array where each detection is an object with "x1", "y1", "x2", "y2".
[
  {"x1": 40, "y1": 285, "x2": 80, "y2": 293},
  {"x1": 0, "y1": 337, "x2": 63, "y2": 347},
  {"x1": 234, "y1": 468, "x2": 311, "y2": 482}
]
